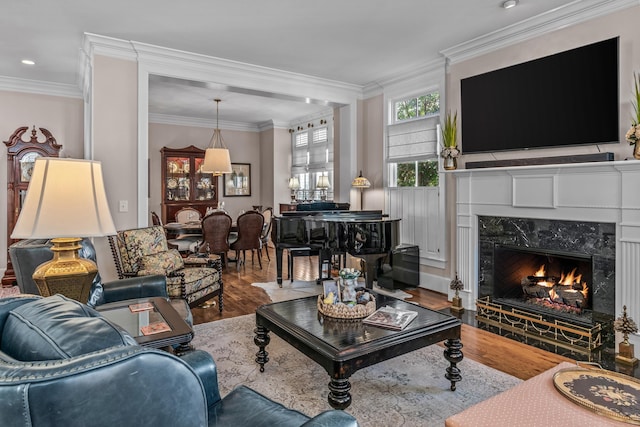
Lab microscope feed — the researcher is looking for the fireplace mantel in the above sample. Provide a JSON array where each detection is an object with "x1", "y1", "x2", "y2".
[{"x1": 453, "y1": 160, "x2": 640, "y2": 347}]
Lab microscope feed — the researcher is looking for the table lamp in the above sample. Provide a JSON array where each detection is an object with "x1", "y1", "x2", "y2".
[
  {"x1": 288, "y1": 177, "x2": 300, "y2": 203},
  {"x1": 10, "y1": 158, "x2": 117, "y2": 302},
  {"x1": 351, "y1": 170, "x2": 371, "y2": 210},
  {"x1": 316, "y1": 175, "x2": 330, "y2": 201}
]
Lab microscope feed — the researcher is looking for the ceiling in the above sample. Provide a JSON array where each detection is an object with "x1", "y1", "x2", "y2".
[{"x1": 0, "y1": 0, "x2": 614, "y2": 126}]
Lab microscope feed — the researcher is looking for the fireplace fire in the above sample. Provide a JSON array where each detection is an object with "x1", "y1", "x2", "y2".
[
  {"x1": 521, "y1": 265, "x2": 589, "y2": 315},
  {"x1": 492, "y1": 245, "x2": 593, "y2": 323}
]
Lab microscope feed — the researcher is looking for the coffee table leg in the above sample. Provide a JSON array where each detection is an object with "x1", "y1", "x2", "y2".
[
  {"x1": 444, "y1": 338, "x2": 464, "y2": 391},
  {"x1": 328, "y1": 377, "x2": 352, "y2": 409},
  {"x1": 254, "y1": 325, "x2": 270, "y2": 373}
]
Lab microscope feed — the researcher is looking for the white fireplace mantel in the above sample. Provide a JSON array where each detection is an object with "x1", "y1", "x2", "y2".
[{"x1": 453, "y1": 160, "x2": 640, "y2": 347}]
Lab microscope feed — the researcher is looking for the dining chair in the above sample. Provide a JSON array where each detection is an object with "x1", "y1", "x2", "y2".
[
  {"x1": 198, "y1": 211, "x2": 233, "y2": 268},
  {"x1": 230, "y1": 211, "x2": 264, "y2": 270},
  {"x1": 175, "y1": 207, "x2": 202, "y2": 223},
  {"x1": 259, "y1": 207, "x2": 274, "y2": 261},
  {"x1": 151, "y1": 211, "x2": 200, "y2": 254}
]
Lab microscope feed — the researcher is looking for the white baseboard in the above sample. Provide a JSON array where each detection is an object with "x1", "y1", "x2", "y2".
[{"x1": 416, "y1": 272, "x2": 450, "y2": 296}]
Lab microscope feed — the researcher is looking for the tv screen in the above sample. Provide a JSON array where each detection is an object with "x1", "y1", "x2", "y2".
[{"x1": 461, "y1": 37, "x2": 619, "y2": 154}]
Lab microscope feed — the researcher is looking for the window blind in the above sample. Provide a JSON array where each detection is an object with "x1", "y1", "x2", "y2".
[{"x1": 387, "y1": 116, "x2": 439, "y2": 162}]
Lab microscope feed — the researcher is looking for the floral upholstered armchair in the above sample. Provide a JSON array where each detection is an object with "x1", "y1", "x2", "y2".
[{"x1": 109, "y1": 225, "x2": 223, "y2": 309}]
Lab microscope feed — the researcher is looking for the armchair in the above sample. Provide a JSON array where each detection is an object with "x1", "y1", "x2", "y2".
[
  {"x1": 0, "y1": 295, "x2": 359, "y2": 427},
  {"x1": 109, "y1": 226, "x2": 223, "y2": 309},
  {"x1": 8, "y1": 237, "x2": 193, "y2": 326}
]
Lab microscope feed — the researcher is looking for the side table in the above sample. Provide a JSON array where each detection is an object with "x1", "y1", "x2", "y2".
[{"x1": 97, "y1": 297, "x2": 194, "y2": 355}]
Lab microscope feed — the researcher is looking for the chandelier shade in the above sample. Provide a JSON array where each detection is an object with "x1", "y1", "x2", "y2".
[{"x1": 201, "y1": 99, "x2": 232, "y2": 176}]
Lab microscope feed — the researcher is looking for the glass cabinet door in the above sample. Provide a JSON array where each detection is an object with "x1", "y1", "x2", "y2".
[
  {"x1": 193, "y1": 157, "x2": 215, "y2": 202},
  {"x1": 166, "y1": 156, "x2": 190, "y2": 201}
]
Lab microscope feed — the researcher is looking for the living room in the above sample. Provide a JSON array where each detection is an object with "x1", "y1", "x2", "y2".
[{"x1": 1, "y1": 1, "x2": 640, "y2": 425}]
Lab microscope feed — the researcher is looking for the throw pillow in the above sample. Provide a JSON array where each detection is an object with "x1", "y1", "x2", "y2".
[{"x1": 140, "y1": 249, "x2": 184, "y2": 274}]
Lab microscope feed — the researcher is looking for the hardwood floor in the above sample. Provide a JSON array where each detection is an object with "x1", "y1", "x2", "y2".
[{"x1": 192, "y1": 246, "x2": 573, "y2": 381}]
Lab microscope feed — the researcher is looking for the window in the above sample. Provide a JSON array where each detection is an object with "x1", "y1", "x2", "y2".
[
  {"x1": 393, "y1": 160, "x2": 439, "y2": 187},
  {"x1": 295, "y1": 132, "x2": 308, "y2": 147},
  {"x1": 394, "y1": 92, "x2": 439, "y2": 122},
  {"x1": 291, "y1": 118, "x2": 333, "y2": 201},
  {"x1": 385, "y1": 88, "x2": 445, "y2": 267}
]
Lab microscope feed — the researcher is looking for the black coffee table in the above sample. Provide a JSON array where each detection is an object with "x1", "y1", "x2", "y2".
[{"x1": 254, "y1": 293, "x2": 463, "y2": 409}]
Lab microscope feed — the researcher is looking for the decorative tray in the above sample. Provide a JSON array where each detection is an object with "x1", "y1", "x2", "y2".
[
  {"x1": 317, "y1": 294, "x2": 376, "y2": 319},
  {"x1": 553, "y1": 367, "x2": 640, "y2": 424}
]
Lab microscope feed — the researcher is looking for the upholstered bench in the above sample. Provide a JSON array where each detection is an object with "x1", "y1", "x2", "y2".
[{"x1": 445, "y1": 361, "x2": 629, "y2": 427}]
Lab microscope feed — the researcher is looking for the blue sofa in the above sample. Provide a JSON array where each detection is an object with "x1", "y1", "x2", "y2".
[{"x1": 0, "y1": 295, "x2": 358, "y2": 427}]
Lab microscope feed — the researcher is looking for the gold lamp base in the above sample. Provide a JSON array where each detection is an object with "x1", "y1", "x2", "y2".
[
  {"x1": 32, "y1": 237, "x2": 97, "y2": 303},
  {"x1": 450, "y1": 295, "x2": 464, "y2": 313},
  {"x1": 616, "y1": 342, "x2": 639, "y2": 366}
]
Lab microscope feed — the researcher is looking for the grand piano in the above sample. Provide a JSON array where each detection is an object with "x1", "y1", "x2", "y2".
[{"x1": 271, "y1": 210, "x2": 401, "y2": 288}]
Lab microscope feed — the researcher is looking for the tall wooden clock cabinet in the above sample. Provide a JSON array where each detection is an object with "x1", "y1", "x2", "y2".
[{"x1": 3, "y1": 126, "x2": 62, "y2": 286}]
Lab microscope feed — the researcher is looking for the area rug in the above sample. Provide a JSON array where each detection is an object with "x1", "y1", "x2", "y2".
[
  {"x1": 192, "y1": 314, "x2": 522, "y2": 427},
  {"x1": 0, "y1": 286, "x2": 20, "y2": 298},
  {"x1": 252, "y1": 280, "x2": 412, "y2": 303}
]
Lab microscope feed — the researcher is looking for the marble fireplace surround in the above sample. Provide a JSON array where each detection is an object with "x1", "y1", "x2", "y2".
[{"x1": 453, "y1": 160, "x2": 640, "y2": 347}]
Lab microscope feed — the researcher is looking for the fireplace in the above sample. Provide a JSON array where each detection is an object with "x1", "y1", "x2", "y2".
[
  {"x1": 473, "y1": 215, "x2": 615, "y2": 351},
  {"x1": 453, "y1": 161, "x2": 640, "y2": 351},
  {"x1": 493, "y1": 245, "x2": 593, "y2": 322}
]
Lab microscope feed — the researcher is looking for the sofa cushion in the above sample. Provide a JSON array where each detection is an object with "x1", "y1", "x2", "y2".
[
  {"x1": 209, "y1": 385, "x2": 310, "y2": 427},
  {"x1": 140, "y1": 249, "x2": 184, "y2": 274},
  {"x1": 1, "y1": 295, "x2": 136, "y2": 361}
]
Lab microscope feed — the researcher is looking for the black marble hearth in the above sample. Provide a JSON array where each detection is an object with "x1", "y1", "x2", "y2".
[
  {"x1": 477, "y1": 216, "x2": 616, "y2": 352},
  {"x1": 478, "y1": 216, "x2": 616, "y2": 319}
]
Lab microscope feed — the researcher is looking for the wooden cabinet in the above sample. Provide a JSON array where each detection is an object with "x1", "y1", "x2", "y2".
[
  {"x1": 3, "y1": 126, "x2": 62, "y2": 286},
  {"x1": 161, "y1": 146, "x2": 218, "y2": 223},
  {"x1": 279, "y1": 203, "x2": 298, "y2": 214}
]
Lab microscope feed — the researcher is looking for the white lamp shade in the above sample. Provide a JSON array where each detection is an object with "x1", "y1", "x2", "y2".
[
  {"x1": 316, "y1": 175, "x2": 330, "y2": 189},
  {"x1": 11, "y1": 158, "x2": 116, "y2": 239},
  {"x1": 288, "y1": 177, "x2": 300, "y2": 190},
  {"x1": 201, "y1": 147, "x2": 232, "y2": 175}
]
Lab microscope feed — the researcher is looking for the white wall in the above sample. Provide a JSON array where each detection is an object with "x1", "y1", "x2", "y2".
[
  {"x1": 148, "y1": 122, "x2": 262, "y2": 220},
  {"x1": 91, "y1": 55, "x2": 139, "y2": 280},
  {"x1": 0, "y1": 90, "x2": 83, "y2": 279},
  {"x1": 447, "y1": 6, "x2": 640, "y2": 165}
]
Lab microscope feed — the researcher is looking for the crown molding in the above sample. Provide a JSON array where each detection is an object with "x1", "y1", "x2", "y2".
[
  {"x1": 149, "y1": 113, "x2": 260, "y2": 132},
  {"x1": 0, "y1": 75, "x2": 81, "y2": 98},
  {"x1": 257, "y1": 120, "x2": 292, "y2": 132},
  {"x1": 363, "y1": 57, "x2": 446, "y2": 99},
  {"x1": 441, "y1": 0, "x2": 639, "y2": 64},
  {"x1": 80, "y1": 33, "x2": 363, "y2": 106}
]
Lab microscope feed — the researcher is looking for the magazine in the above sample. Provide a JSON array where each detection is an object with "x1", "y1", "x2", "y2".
[
  {"x1": 362, "y1": 305, "x2": 418, "y2": 330},
  {"x1": 140, "y1": 321, "x2": 171, "y2": 336},
  {"x1": 129, "y1": 302, "x2": 154, "y2": 313}
]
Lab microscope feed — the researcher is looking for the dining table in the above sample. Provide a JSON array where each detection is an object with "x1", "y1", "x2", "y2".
[{"x1": 164, "y1": 220, "x2": 239, "y2": 264}]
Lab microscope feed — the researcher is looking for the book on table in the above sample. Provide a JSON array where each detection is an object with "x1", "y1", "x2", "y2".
[{"x1": 362, "y1": 305, "x2": 418, "y2": 330}]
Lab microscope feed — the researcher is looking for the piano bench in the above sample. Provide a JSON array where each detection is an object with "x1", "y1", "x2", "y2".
[{"x1": 287, "y1": 247, "x2": 319, "y2": 281}]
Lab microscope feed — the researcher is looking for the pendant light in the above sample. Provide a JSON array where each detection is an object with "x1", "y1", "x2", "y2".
[{"x1": 202, "y1": 99, "x2": 232, "y2": 176}]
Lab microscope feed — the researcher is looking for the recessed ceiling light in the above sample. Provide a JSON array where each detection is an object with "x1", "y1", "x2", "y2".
[
  {"x1": 503, "y1": 0, "x2": 518, "y2": 9},
  {"x1": 21, "y1": 59, "x2": 35, "y2": 65}
]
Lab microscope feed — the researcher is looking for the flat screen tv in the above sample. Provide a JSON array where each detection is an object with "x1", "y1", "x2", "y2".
[{"x1": 461, "y1": 37, "x2": 619, "y2": 154}]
